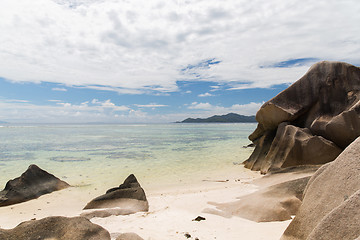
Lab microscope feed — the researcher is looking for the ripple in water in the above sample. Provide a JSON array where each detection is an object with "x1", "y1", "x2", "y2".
[
  {"x1": 50, "y1": 156, "x2": 91, "y2": 162},
  {"x1": 0, "y1": 153, "x2": 34, "y2": 162},
  {"x1": 105, "y1": 151, "x2": 153, "y2": 160}
]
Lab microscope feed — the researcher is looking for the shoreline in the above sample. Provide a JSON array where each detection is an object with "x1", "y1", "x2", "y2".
[{"x1": 0, "y1": 165, "x2": 292, "y2": 240}]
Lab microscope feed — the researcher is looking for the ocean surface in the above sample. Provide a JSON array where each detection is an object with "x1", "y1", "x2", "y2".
[{"x1": 0, "y1": 123, "x2": 256, "y2": 191}]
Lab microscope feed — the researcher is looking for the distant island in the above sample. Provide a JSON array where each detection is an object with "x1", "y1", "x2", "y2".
[{"x1": 178, "y1": 113, "x2": 257, "y2": 123}]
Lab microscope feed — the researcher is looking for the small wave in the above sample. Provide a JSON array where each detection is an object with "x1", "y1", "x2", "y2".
[
  {"x1": 105, "y1": 151, "x2": 153, "y2": 160},
  {"x1": 0, "y1": 153, "x2": 34, "y2": 162},
  {"x1": 50, "y1": 156, "x2": 91, "y2": 162}
]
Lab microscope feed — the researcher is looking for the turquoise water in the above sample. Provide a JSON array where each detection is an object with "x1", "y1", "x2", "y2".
[{"x1": 0, "y1": 123, "x2": 256, "y2": 191}]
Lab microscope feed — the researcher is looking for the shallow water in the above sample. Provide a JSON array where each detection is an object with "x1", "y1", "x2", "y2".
[{"x1": 0, "y1": 123, "x2": 256, "y2": 191}]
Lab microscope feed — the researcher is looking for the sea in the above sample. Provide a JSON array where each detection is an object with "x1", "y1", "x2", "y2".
[{"x1": 0, "y1": 123, "x2": 256, "y2": 191}]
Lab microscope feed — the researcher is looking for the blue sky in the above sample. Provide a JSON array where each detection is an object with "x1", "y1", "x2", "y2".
[{"x1": 0, "y1": 0, "x2": 359, "y2": 123}]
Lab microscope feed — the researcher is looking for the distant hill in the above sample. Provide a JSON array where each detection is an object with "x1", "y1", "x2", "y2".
[{"x1": 179, "y1": 113, "x2": 257, "y2": 123}]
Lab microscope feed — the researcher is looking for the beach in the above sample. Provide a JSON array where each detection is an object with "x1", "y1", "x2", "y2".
[
  {"x1": 0, "y1": 164, "x2": 291, "y2": 240},
  {"x1": 0, "y1": 1, "x2": 358, "y2": 238},
  {"x1": 0, "y1": 123, "x2": 294, "y2": 239}
]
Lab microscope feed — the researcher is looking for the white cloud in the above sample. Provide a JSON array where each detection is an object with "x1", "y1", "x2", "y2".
[
  {"x1": 4, "y1": 99, "x2": 29, "y2": 103},
  {"x1": 198, "y1": 92, "x2": 213, "y2": 97},
  {"x1": 91, "y1": 99, "x2": 99, "y2": 104},
  {"x1": 101, "y1": 99, "x2": 115, "y2": 107},
  {"x1": 230, "y1": 102, "x2": 264, "y2": 115},
  {"x1": 0, "y1": 0, "x2": 358, "y2": 94},
  {"x1": 90, "y1": 99, "x2": 129, "y2": 111},
  {"x1": 209, "y1": 86, "x2": 220, "y2": 92},
  {"x1": 52, "y1": 87, "x2": 67, "y2": 91},
  {"x1": 78, "y1": 85, "x2": 144, "y2": 95},
  {"x1": 0, "y1": 98, "x2": 131, "y2": 123},
  {"x1": 135, "y1": 103, "x2": 168, "y2": 108},
  {"x1": 57, "y1": 102, "x2": 72, "y2": 107},
  {"x1": 188, "y1": 102, "x2": 213, "y2": 110},
  {"x1": 188, "y1": 102, "x2": 262, "y2": 116},
  {"x1": 0, "y1": 97, "x2": 262, "y2": 123},
  {"x1": 0, "y1": 99, "x2": 131, "y2": 123}
]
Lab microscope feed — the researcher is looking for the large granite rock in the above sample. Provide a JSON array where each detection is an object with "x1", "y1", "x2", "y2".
[
  {"x1": 0, "y1": 164, "x2": 70, "y2": 207},
  {"x1": 0, "y1": 216, "x2": 111, "y2": 240},
  {"x1": 243, "y1": 130, "x2": 276, "y2": 172},
  {"x1": 307, "y1": 189, "x2": 360, "y2": 240},
  {"x1": 281, "y1": 137, "x2": 360, "y2": 240},
  {"x1": 82, "y1": 174, "x2": 148, "y2": 218},
  {"x1": 246, "y1": 122, "x2": 342, "y2": 173},
  {"x1": 245, "y1": 61, "x2": 360, "y2": 173}
]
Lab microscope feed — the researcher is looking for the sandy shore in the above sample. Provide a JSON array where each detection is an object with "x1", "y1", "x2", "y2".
[{"x1": 0, "y1": 167, "x2": 292, "y2": 240}]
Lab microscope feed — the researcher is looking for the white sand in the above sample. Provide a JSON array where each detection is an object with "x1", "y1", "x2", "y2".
[{"x1": 0, "y1": 167, "x2": 291, "y2": 240}]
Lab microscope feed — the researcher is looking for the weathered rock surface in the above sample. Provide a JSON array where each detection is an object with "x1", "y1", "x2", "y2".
[
  {"x1": 206, "y1": 177, "x2": 309, "y2": 222},
  {"x1": 281, "y1": 137, "x2": 360, "y2": 240},
  {"x1": 307, "y1": 189, "x2": 360, "y2": 240},
  {"x1": 244, "y1": 130, "x2": 276, "y2": 172},
  {"x1": 205, "y1": 166, "x2": 318, "y2": 222},
  {"x1": 252, "y1": 165, "x2": 320, "y2": 188},
  {"x1": 0, "y1": 216, "x2": 111, "y2": 240},
  {"x1": 0, "y1": 164, "x2": 70, "y2": 207},
  {"x1": 116, "y1": 232, "x2": 144, "y2": 240},
  {"x1": 245, "y1": 61, "x2": 360, "y2": 173},
  {"x1": 82, "y1": 174, "x2": 148, "y2": 218},
  {"x1": 247, "y1": 122, "x2": 342, "y2": 173}
]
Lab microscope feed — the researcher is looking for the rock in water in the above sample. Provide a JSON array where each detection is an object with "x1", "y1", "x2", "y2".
[
  {"x1": 245, "y1": 61, "x2": 360, "y2": 173},
  {"x1": 281, "y1": 137, "x2": 360, "y2": 240},
  {"x1": 0, "y1": 164, "x2": 70, "y2": 207},
  {"x1": 0, "y1": 216, "x2": 111, "y2": 240},
  {"x1": 82, "y1": 174, "x2": 148, "y2": 218}
]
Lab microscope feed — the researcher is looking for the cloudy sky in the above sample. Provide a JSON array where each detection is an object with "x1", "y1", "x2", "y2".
[{"x1": 0, "y1": 0, "x2": 359, "y2": 123}]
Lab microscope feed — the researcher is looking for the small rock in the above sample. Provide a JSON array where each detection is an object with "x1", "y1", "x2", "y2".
[
  {"x1": 193, "y1": 216, "x2": 206, "y2": 221},
  {"x1": 243, "y1": 143, "x2": 255, "y2": 148},
  {"x1": 184, "y1": 233, "x2": 191, "y2": 238}
]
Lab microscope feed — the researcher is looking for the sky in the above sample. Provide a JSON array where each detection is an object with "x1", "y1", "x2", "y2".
[{"x1": 0, "y1": 0, "x2": 359, "y2": 123}]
